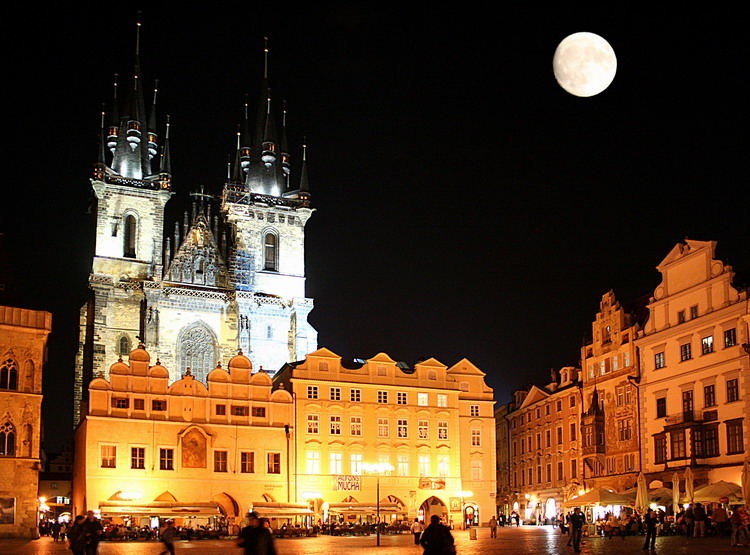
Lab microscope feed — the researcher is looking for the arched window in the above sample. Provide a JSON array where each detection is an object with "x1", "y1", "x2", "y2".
[
  {"x1": 0, "y1": 359, "x2": 17, "y2": 390},
  {"x1": 123, "y1": 214, "x2": 137, "y2": 258},
  {"x1": 263, "y1": 232, "x2": 278, "y2": 271},
  {"x1": 0, "y1": 421, "x2": 15, "y2": 456},
  {"x1": 118, "y1": 336, "x2": 132, "y2": 357},
  {"x1": 176, "y1": 322, "x2": 219, "y2": 384}
]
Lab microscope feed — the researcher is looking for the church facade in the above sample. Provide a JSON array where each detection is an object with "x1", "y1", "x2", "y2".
[{"x1": 74, "y1": 30, "x2": 317, "y2": 425}]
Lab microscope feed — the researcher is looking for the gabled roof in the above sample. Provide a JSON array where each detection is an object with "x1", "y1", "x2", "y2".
[
  {"x1": 367, "y1": 352, "x2": 396, "y2": 364},
  {"x1": 518, "y1": 385, "x2": 550, "y2": 409},
  {"x1": 657, "y1": 239, "x2": 715, "y2": 269},
  {"x1": 447, "y1": 358, "x2": 485, "y2": 377},
  {"x1": 305, "y1": 347, "x2": 341, "y2": 359},
  {"x1": 415, "y1": 357, "x2": 446, "y2": 368}
]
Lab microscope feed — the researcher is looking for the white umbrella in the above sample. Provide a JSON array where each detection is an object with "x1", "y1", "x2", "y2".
[
  {"x1": 635, "y1": 473, "x2": 649, "y2": 514},
  {"x1": 743, "y1": 460, "x2": 750, "y2": 503},
  {"x1": 693, "y1": 480, "x2": 743, "y2": 503},
  {"x1": 672, "y1": 471, "x2": 680, "y2": 514},
  {"x1": 685, "y1": 467, "x2": 694, "y2": 505}
]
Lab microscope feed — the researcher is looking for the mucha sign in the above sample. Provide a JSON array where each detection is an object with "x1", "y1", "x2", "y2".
[
  {"x1": 418, "y1": 477, "x2": 446, "y2": 490},
  {"x1": 333, "y1": 475, "x2": 361, "y2": 491}
]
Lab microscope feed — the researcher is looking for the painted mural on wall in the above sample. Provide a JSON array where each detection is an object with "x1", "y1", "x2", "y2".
[{"x1": 181, "y1": 428, "x2": 207, "y2": 468}]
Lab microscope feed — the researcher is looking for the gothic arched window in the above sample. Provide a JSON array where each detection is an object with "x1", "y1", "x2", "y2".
[
  {"x1": 0, "y1": 421, "x2": 15, "y2": 456},
  {"x1": 263, "y1": 232, "x2": 278, "y2": 271},
  {"x1": 118, "y1": 336, "x2": 132, "y2": 357},
  {"x1": 0, "y1": 359, "x2": 17, "y2": 390},
  {"x1": 176, "y1": 323, "x2": 219, "y2": 384},
  {"x1": 123, "y1": 214, "x2": 137, "y2": 258}
]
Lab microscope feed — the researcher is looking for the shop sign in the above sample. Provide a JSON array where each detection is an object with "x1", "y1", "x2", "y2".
[
  {"x1": 418, "y1": 477, "x2": 446, "y2": 490},
  {"x1": 333, "y1": 475, "x2": 361, "y2": 491}
]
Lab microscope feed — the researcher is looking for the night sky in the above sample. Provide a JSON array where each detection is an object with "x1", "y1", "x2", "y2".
[{"x1": 6, "y1": 5, "x2": 749, "y2": 450}]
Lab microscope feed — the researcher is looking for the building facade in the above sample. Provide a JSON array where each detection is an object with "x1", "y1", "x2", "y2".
[
  {"x1": 579, "y1": 291, "x2": 642, "y2": 492},
  {"x1": 504, "y1": 367, "x2": 581, "y2": 523},
  {"x1": 637, "y1": 240, "x2": 750, "y2": 488},
  {"x1": 494, "y1": 402, "x2": 511, "y2": 516},
  {"x1": 273, "y1": 348, "x2": 497, "y2": 527},
  {"x1": 0, "y1": 306, "x2": 52, "y2": 538},
  {"x1": 74, "y1": 27, "x2": 317, "y2": 425},
  {"x1": 73, "y1": 346, "x2": 295, "y2": 523}
]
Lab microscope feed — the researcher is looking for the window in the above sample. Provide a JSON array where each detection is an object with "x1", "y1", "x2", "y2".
[
  {"x1": 131, "y1": 447, "x2": 145, "y2": 469},
  {"x1": 557, "y1": 461, "x2": 564, "y2": 481},
  {"x1": 438, "y1": 421, "x2": 448, "y2": 440},
  {"x1": 133, "y1": 398, "x2": 145, "y2": 411},
  {"x1": 306, "y1": 451, "x2": 320, "y2": 474},
  {"x1": 428, "y1": 370, "x2": 437, "y2": 380},
  {"x1": 704, "y1": 384, "x2": 716, "y2": 407},
  {"x1": 546, "y1": 463, "x2": 552, "y2": 482},
  {"x1": 176, "y1": 322, "x2": 218, "y2": 383},
  {"x1": 682, "y1": 390, "x2": 694, "y2": 419},
  {"x1": 397, "y1": 392, "x2": 407, "y2": 405},
  {"x1": 241, "y1": 451, "x2": 255, "y2": 473},
  {"x1": 263, "y1": 232, "x2": 278, "y2": 271},
  {"x1": 727, "y1": 378, "x2": 739, "y2": 403},
  {"x1": 616, "y1": 386, "x2": 624, "y2": 406},
  {"x1": 152, "y1": 400, "x2": 167, "y2": 411},
  {"x1": 437, "y1": 394, "x2": 448, "y2": 408},
  {"x1": 724, "y1": 328, "x2": 737, "y2": 348},
  {"x1": 118, "y1": 336, "x2": 131, "y2": 356},
  {"x1": 377, "y1": 365, "x2": 387, "y2": 376},
  {"x1": 680, "y1": 343, "x2": 692, "y2": 361},
  {"x1": 470, "y1": 405, "x2": 480, "y2": 417},
  {"x1": 624, "y1": 453, "x2": 635, "y2": 471},
  {"x1": 100, "y1": 445, "x2": 116, "y2": 468},
  {"x1": 307, "y1": 386, "x2": 318, "y2": 399},
  {"x1": 318, "y1": 361, "x2": 328, "y2": 371},
  {"x1": 537, "y1": 465, "x2": 542, "y2": 483},
  {"x1": 726, "y1": 419, "x2": 744, "y2": 454},
  {"x1": 112, "y1": 397, "x2": 129, "y2": 409},
  {"x1": 654, "y1": 435, "x2": 667, "y2": 463},
  {"x1": 330, "y1": 415, "x2": 341, "y2": 435},
  {"x1": 329, "y1": 387, "x2": 341, "y2": 401},
  {"x1": 617, "y1": 419, "x2": 632, "y2": 441},
  {"x1": 307, "y1": 414, "x2": 319, "y2": 434},
  {"x1": 545, "y1": 404, "x2": 551, "y2": 416},
  {"x1": 556, "y1": 400, "x2": 562, "y2": 412},
  {"x1": 215, "y1": 404, "x2": 226, "y2": 416},
  {"x1": 545, "y1": 429, "x2": 551, "y2": 447},
  {"x1": 397, "y1": 419, "x2": 408, "y2": 438},
  {"x1": 438, "y1": 455, "x2": 449, "y2": 476},
  {"x1": 159, "y1": 448, "x2": 174, "y2": 470},
  {"x1": 670, "y1": 430, "x2": 686, "y2": 459},
  {"x1": 418, "y1": 420, "x2": 429, "y2": 439},
  {"x1": 397, "y1": 454, "x2": 409, "y2": 476},
  {"x1": 701, "y1": 336, "x2": 714, "y2": 355},
  {"x1": 123, "y1": 214, "x2": 137, "y2": 258},
  {"x1": 266, "y1": 326, "x2": 273, "y2": 339},
  {"x1": 418, "y1": 393, "x2": 429, "y2": 406},
  {"x1": 252, "y1": 406, "x2": 266, "y2": 418},
  {"x1": 377, "y1": 391, "x2": 388, "y2": 404},
  {"x1": 329, "y1": 452, "x2": 343, "y2": 474},
  {"x1": 513, "y1": 441, "x2": 518, "y2": 456},
  {"x1": 570, "y1": 422, "x2": 577, "y2": 441},
  {"x1": 625, "y1": 386, "x2": 633, "y2": 406},
  {"x1": 377, "y1": 418, "x2": 389, "y2": 438},
  {"x1": 656, "y1": 397, "x2": 667, "y2": 418},
  {"x1": 214, "y1": 450, "x2": 228, "y2": 472},
  {"x1": 570, "y1": 459, "x2": 577, "y2": 479},
  {"x1": 624, "y1": 352, "x2": 631, "y2": 367},
  {"x1": 419, "y1": 455, "x2": 430, "y2": 476},
  {"x1": 612, "y1": 355, "x2": 620, "y2": 372},
  {"x1": 350, "y1": 416, "x2": 362, "y2": 436},
  {"x1": 557, "y1": 427, "x2": 563, "y2": 445},
  {"x1": 654, "y1": 352, "x2": 665, "y2": 369},
  {"x1": 677, "y1": 310, "x2": 686, "y2": 324},
  {"x1": 267, "y1": 452, "x2": 281, "y2": 474},
  {"x1": 0, "y1": 359, "x2": 17, "y2": 391},
  {"x1": 350, "y1": 453, "x2": 363, "y2": 475},
  {"x1": 694, "y1": 426, "x2": 719, "y2": 458},
  {"x1": 232, "y1": 406, "x2": 248, "y2": 416},
  {"x1": 536, "y1": 408, "x2": 541, "y2": 419},
  {"x1": 690, "y1": 305, "x2": 698, "y2": 320},
  {"x1": 471, "y1": 429, "x2": 481, "y2": 446},
  {"x1": 471, "y1": 460, "x2": 482, "y2": 481},
  {"x1": 350, "y1": 389, "x2": 361, "y2": 402},
  {"x1": 528, "y1": 468, "x2": 533, "y2": 484},
  {"x1": 569, "y1": 396, "x2": 576, "y2": 407}
]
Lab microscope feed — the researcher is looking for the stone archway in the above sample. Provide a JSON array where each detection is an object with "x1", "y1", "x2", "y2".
[{"x1": 419, "y1": 496, "x2": 447, "y2": 523}]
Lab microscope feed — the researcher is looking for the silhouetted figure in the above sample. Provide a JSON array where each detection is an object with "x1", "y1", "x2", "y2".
[{"x1": 419, "y1": 515, "x2": 455, "y2": 554}]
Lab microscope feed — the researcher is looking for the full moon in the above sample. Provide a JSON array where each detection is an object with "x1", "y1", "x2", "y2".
[{"x1": 553, "y1": 32, "x2": 617, "y2": 97}]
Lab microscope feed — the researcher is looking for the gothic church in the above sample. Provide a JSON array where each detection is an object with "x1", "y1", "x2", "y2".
[{"x1": 74, "y1": 27, "x2": 317, "y2": 425}]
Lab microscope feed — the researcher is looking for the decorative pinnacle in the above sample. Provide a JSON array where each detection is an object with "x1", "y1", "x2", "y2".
[
  {"x1": 236, "y1": 125, "x2": 241, "y2": 149},
  {"x1": 263, "y1": 36, "x2": 269, "y2": 80},
  {"x1": 152, "y1": 79, "x2": 159, "y2": 105}
]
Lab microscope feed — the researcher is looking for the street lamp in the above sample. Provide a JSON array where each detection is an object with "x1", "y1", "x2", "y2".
[
  {"x1": 363, "y1": 462, "x2": 394, "y2": 546},
  {"x1": 457, "y1": 490, "x2": 473, "y2": 529}
]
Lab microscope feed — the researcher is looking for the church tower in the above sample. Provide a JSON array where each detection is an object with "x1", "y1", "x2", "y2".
[{"x1": 74, "y1": 27, "x2": 317, "y2": 426}]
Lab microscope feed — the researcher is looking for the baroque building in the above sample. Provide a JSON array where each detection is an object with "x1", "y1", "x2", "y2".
[
  {"x1": 0, "y1": 306, "x2": 52, "y2": 538},
  {"x1": 74, "y1": 26, "x2": 317, "y2": 425}
]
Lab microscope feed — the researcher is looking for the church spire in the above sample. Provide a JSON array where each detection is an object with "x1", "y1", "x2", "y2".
[
  {"x1": 299, "y1": 139, "x2": 310, "y2": 202},
  {"x1": 147, "y1": 79, "x2": 159, "y2": 161},
  {"x1": 158, "y1": 114, "x2": 172, "y2": 189},
  {"x1": 94, "y1": 107, "x2": 107, "y2": 180}
]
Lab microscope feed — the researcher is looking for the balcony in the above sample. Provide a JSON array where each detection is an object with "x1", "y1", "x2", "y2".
[{"x1": 664, "y1": 411, "x2": 696, "y2": 426}]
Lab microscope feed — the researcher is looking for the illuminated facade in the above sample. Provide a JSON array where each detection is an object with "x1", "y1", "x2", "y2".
[
  {"x1": 579, "y1": 291, "x2": 642, "y2": 492},
  {"x1": 636, "y1": 240, "x2": 750, "y2": 487},
  {"x1": 0, "y1": 306, "x2": 52, "y2": 538},
  {"x1": 273, "y1": 348, "x2": 497, "y2": 527},
  {"x1": 505, "y1": 368, "x2": 581, "y2": 523},
  {"x1": 494, "y1": 402, "x2": 511, "y2": 515},
  {"x1": 72, "y1": 347, "x2": 294, "y2": 522},
  {"x1": 74, "y1": 26, "x2": 317, "y2": 425}
]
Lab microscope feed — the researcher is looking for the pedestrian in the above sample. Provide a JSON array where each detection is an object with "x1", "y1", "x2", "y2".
[
  {"x1": 67, "y1": 516, "x2": 87, "y2": 555},
  {"x1": 711, "y1": 504, "x2": 728, "y2": 536},
  {"x1": 419, "y1": 515, "x2": 455, "y2": 554},
  {"x1": 642, "y1": 508, "x2": 657, "y2": 551},
  {"x1": 159, "y1": 520, "x2": 178, "y2": 555},
  {"x1": 411, "y1": 518, "x2": 425, "y2": 544},
  {"x1": 238, "y1": 511, "x2": 276, "y2": 555},
  {"x1": 489, "y1": 515, "x2": 498, "y2": 538},
  {"x1": 82, "y1": 511, "x2": 103, "y2": 555},
  {"x1": 684, "y1": 505, "x2": 695, "y2": 537},
  {"x1": 569, "y1": 507, "x2": 585, "y2": 553},
  {"x1": 693, "y1": 502, "x2": 706, "y2": 537},
  {"x1": 731, "y1": 506, "x2": 749, "y2": 547}
]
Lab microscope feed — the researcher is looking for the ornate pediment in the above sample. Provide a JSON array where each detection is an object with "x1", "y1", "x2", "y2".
[{"x1": 165, "y1": 214, "x2": 227, "y2": 288}]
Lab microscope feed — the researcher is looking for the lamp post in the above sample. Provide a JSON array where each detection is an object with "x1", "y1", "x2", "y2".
[
  {"x1": 363, "y1": 462, "x2": 394, "y2": 546},
  {"x1": 457, "y1": 490, "x2": 473, "y2": 529}
]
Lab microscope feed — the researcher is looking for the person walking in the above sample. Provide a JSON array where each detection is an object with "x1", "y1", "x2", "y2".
[
  {"x1": 419, "y1": 515, "x2": 455, "y2": 554},
  {"x1": 82, "y1": 511, "x2": 103, "y2": 555},
  {"x1": 67, "y1": 516, "x2": 87, "y2": 555},
  {"x1": 569, "y1": 507, "x2": 585, "y2": 553},
  {"x1": 642, "y1": 508, "x2": 657, "y2": 551},
  {"x1": 159, "y1": 520, "x2": 178, "y2": 555},
  {"x1": 238, "y1": 511, "x2": 276, "y2": 555},
  {"x1": 411, "y1": 518, "x2": 425, "y2": 545},
  {"x1": 489, "y1": 515, "x2": 498, "y2": 538},
  {"x1": 731, "y1": 506, "x2": 749, "y2": 547},
  {"x1": 693, "y1": 502, "x2": 706, "y2": 537}
]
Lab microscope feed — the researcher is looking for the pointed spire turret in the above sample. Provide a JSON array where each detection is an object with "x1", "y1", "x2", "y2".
[
  {"x1": 107, "y1": 74, "x2": 119, "y2": 153},
  {"x1": 94, "y1": 108, "x2": 107, "y2": 180},
  {"x1": 158, "y1": 115, "x2": 172, "y2": 189},
  {"x1": 147, "y1": 79, "x2": 159, "y2": 161},
  {"x1": 280, "y1": 100, "x2": 291, "y2": 186},
  {"x1": 240, "y1": 95, "x2": 252, "y2": 172},
  {"x1": 298, "y1": 139, "x2": 310, "y2": 202}
]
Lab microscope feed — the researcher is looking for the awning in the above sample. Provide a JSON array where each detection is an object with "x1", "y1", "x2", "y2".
[
  {"x1": 250, "y1": 502, "x2": 314, "y2": 517},
  {"x1": 563, "y1": 488, "x2": 632, "y2": 507},
  {"x1": 99, "y1": 501, "x2": 220, "y2": 517},
  {"x1": 327, "y1": 502, "x2": 404, "y2": 514}
]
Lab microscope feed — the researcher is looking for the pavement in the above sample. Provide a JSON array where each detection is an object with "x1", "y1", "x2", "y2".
[{"x1": 1, "y1": 525, "x2": 744, "y2": 554}]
